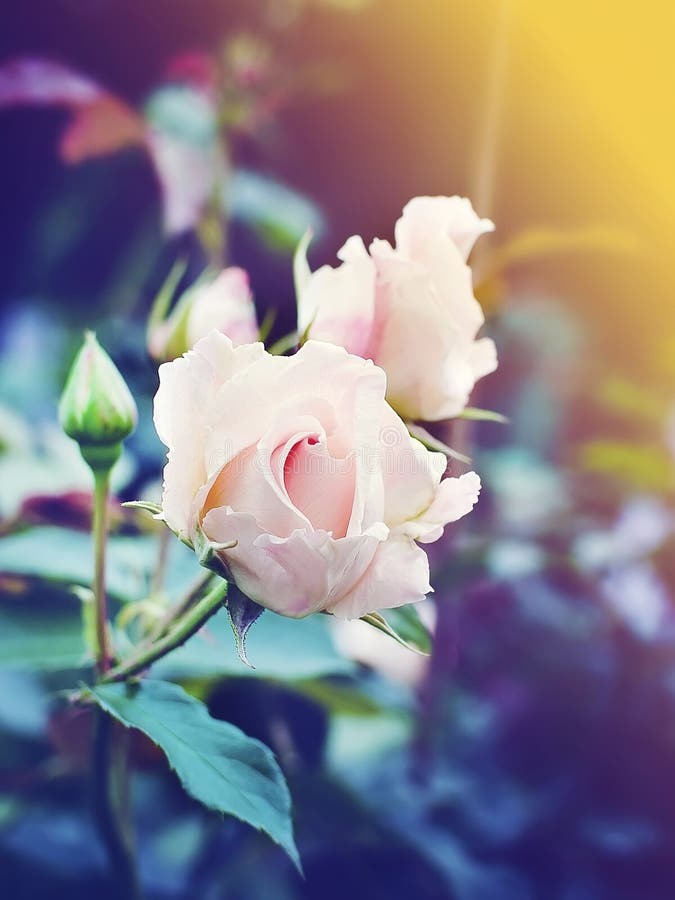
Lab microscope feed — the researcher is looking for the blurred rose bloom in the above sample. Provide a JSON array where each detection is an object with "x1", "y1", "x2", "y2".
[
  {"x1": 332, "y1": 599, "x2": 436, "y2": 686},
  {"x1": 154, "y1": 333, "x2": 480, "y2": 619},
  {"x1": 297, "y1": 195, "x2": 497, "y2": 421},
  {"x1": 148, "y1": 267, "x2": 258, "y2": 362}
]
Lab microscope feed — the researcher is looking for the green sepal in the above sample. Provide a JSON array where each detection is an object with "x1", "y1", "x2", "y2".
[
  {"x1": 360, "y1": 604, "x2": 432, "y2": 656},
  {"x1": 406, "y1": 423, "x2": 472, "y2": 465},
  {"x1": 459, "y1": 406, "x2": 509, "y2": 424},
  {"x1": 193, "y1": 529, "x2": 237, "y2": 579},
  {"x1": 122, "y1": 500, "x2": 163, "y2": 517}
]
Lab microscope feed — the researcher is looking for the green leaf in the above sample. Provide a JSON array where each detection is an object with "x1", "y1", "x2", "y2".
[
  {"x1": 382, "y1": 605, "x2": 433, "y2": 654},
  {"x1": 257, "y1": 308, "x2": 277, "y2": 344},
  {"x1": 0, "y1": 527, "x2": 197, "y2": 601},
  {"x1": 459, "y1": 407, "x2": 509, "y2": 424},
  {"x1": 0, "y1": 670, "x2": 50, "y2": 738},
  {"x1": 89, "y1": 680, "x2": 300, "y2": 870},
  {"x1": 293, "y1": 679, "x2": 382, "y2": 716},
  {"x1": 0, "y1": 598, "x2": 86, "y2": 671},
  {"x1": 594, "y1": 376, "x2": 668, "y2": 424},
  {"x1": 578, "y1": 440, "x2": 674, "y2": 493},
  {"x1": 361, "y1": 605, "x2": 432, "y2": 655},
  {"x1": 146, "y1": 258, "x2": 188, "y2": 331},
  {"x1": 229, "y1": 169, "x2": 323, "y2": 254}
]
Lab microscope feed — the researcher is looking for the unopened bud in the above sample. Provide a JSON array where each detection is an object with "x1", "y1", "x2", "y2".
[{"x1": 59, "y1": 331, "x2": 137, "y2": 472}]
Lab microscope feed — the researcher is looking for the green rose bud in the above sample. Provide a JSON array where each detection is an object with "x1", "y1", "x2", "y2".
[{"x1": 59, "y1": 331, "x2": 137, "y2": 472}]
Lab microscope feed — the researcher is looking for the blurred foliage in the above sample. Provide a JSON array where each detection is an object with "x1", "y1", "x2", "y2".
[
  {"x1": 1, "y1": 1, "x2": 675, "y2": 897},
  {"x1": 89, "y1": 679, "x2": 301, "y2": 869},
  {"x1": 2, "y1": 249, "x2": 675, "y2": 900}
]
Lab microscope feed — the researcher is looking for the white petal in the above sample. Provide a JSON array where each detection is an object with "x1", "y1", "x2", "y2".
[
  {"x1": 299, "y1": 236, "x2": 377, "y2": 358},
  {"x1": 153, "y1": 332, "x2": 265, "y2": 539},
  {"x1": 397, "y1": 471, "x2": 482, "y2": 544},
  {"x1": 186, "y1": 267, "x2": 258, "y2": 348},
  {"x1": 202, "y1": 506, "x2": 386, "y2": 618},
  {"x1": 395, "y1": 195, "x2": 494, "y2": 262},
  {"x1": 329, "y1": 535, "x2": 431, "y2": 619}
]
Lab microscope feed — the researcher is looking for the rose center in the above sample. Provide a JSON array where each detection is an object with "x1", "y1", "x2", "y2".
[{"x1": 282, "y1": 433, "x2": 355, "y2": 538}]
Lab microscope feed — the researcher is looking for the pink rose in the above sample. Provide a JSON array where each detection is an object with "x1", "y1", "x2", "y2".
[
  {"x1": 148, "y1": 267, "x2": 258, "y2": 362},
  {"x1": 186, "y1": 268, "x2": 258, "y2": 348},
  {"x1": 297, "y1": 195, "x2": 497, "y2": 421},
  {"x1": 154, "y1": 332, "x2": 480, "y2": 619}
]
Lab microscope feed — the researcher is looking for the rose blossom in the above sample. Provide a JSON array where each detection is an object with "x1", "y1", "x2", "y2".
[
  {"x1": 296, "y1": 195, "x2": 497, "y2": 422},
  {"x1": 154, "y1": 332, "x2": 481, "y2": 619},
  {"x1": 148, "y1": 267, "x2": 258, "y2": 362}
]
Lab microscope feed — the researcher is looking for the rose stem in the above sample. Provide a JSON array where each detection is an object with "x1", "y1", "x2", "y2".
[
  {"x1": 92, "y1": 469, "x2": 113, "y2": 675},
  {"x1": 102, "y1": 579, "x2": 228, "y2": 683}
]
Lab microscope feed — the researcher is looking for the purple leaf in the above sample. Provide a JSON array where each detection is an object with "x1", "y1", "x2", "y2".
[{"x1": 0, "y1": 57, "x2": 102, "y2": 108}]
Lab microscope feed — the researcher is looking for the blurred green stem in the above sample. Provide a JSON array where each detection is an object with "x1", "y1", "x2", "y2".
[
  {"x1": 93, "y1": 469, "x2": 113, "y2": 675},
  {"x1": 92, "y1": 707, "x2": 142, "y2": 899},
  {"x1": 102, "y1": 579, "x2": 228, "y2": 683},
  {"x1": 198, "y1": 140, "x2": 230, "y2": 267},
  {"x1": 91, "y1": 469, "x2": 141, "y2": 895}
]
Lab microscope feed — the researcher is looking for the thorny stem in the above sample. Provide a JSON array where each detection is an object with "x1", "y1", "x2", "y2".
[
  {"x1": 102, "y1": 579, "x2": 228, "y2": 683},
  {"x1": 148, "y1": 570, "x2": 216, "y2": 644}
]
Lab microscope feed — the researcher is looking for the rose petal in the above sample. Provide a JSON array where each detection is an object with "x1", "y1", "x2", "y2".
[
  {"x1": 186, "y1": 267, "x2": 258, "y2": 348},
  {"x1": 395, "y1": 195, "x2": 494, "y2": 263},
  {"x1": 329, "y1": 535, "x2": 432, "y2": 619},
  {"x1": 396, "y1": 471, "x2": 481, "y2": 543},
  {"x1": 202, "y1": 505, "x2": 387, "y2": 618},
  {"x1": 153, "y1": 332, "x2": 265, "y2": 539}
]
